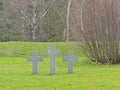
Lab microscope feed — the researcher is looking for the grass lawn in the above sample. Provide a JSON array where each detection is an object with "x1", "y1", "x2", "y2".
[{"x1": 0, "y1": 42, "x2": 120, "y2": 90}]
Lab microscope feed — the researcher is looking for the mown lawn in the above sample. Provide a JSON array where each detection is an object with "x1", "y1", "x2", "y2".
[
  {"x1": 0, "y1": 42, "x2": 81, "y2": 57},
  {"x1": 0, "y1": 42, "x2": 120, "y2": 90}
]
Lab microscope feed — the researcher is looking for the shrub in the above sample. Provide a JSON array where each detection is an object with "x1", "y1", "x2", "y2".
[{"x1": 81, "y1": 0, "x2": 120, "y2": 64}]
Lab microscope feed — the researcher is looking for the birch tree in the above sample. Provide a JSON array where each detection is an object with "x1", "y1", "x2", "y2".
[
  {"x1": 65, "y1": 0, "x2": 72, "y2": 42},
  {"x1": 66, "y1": 0, "x2": 84, "y2": 41},
  {"x1": 11, "y1": 0, "x2": 56, "y2": 41}
]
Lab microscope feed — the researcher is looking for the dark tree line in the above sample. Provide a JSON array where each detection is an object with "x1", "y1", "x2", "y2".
[{"x1": 0, "y1": 0, "x2": 68, "y2": 42}]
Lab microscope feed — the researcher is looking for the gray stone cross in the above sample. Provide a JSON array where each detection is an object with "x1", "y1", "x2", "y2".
[
  {"x1": 45, "y1": 44, "x2": 60, "y2": 75},
  {"x1": 63, "y1": 51, "x2": 78, "y2": 73},
  {"x1": 27, "y1": 51, "x2": 43, "y2": 74}
]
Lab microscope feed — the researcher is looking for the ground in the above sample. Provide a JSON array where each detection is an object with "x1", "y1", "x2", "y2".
[{"x1": 0, "y1": 42, "x2": 120, "y2": 90}]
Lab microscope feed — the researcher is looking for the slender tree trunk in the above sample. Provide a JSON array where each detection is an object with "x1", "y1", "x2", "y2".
[
  {"x1": 80, "y1": 0, "x2": 85, "y2": 32},
  {"x1": 66, "y1": 0, "x2": 72, "y2": 42},
  {"x1": 31, "y1": 0, "x2": 37, "y2": 41}
]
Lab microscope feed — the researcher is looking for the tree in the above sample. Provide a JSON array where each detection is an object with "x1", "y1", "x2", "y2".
[
  {"x1": 11, "y1": 0, "x2": 56, "y2": 41},
  {"x1": 42, "y1": 0, "x2": 67, "y2": 42},
  {"x1": 65, "y1": 0, "x2": 72, "y2": 42},
  {"x1": 63, "y1": 0, "x2": 84, "y2": 41}
]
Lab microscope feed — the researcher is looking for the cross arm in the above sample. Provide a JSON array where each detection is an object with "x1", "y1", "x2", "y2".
[
  {"x1": 27, "y1": 56, "x2": 33, "y2": 61},
  {"x1": 73, "y1": 56, "x2": 78, "y2": 62},
  {"x1": 55, "y1": 50, "x2": 60, "y2": 55},
  {"x1": 63, "y1": 56, "x2": 68, "y2": 62},
  {"x1": 44, "y1": 50, "x2": 49, "y2": 55},
  {"x1": 38, "y1": 57, "x2": 43, "y2": 61}
]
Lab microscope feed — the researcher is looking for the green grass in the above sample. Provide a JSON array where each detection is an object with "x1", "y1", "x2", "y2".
[
  {"x1": 0, "y1": 42, "x2": 120, "y2": 90},
  {"x1": 0, "y1": 57, "x2": 120, "y2": 90},
  {"x1": 0, "y1": 42, "x2": 81, "y2": 57}
]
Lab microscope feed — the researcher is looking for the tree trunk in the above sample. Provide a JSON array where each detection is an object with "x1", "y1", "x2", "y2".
[{"x1": 66, "y1": 0, "x2": 72, "y2": 42}]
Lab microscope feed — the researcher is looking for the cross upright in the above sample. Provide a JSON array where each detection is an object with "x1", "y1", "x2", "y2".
[
  {"x1": 63, "y1": 51, "x2": 78, "y2": 73},
  {"x1": 27, "y1": 51, "x2": 43, "y2": 74},
  {"x1": 45, "y1": 44, "x2": 60, "y2": 75}
]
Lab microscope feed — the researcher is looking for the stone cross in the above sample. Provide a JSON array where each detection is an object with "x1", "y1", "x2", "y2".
[
  {"x1": 45, "y1": 44, "x2": 60, "y2": 75},
  {"x1": 27, "y1": 51, "x2": 43, "y2": 74},
  {"x1": 63, "y1": 51, "x2": 78, "y2": 73}
]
